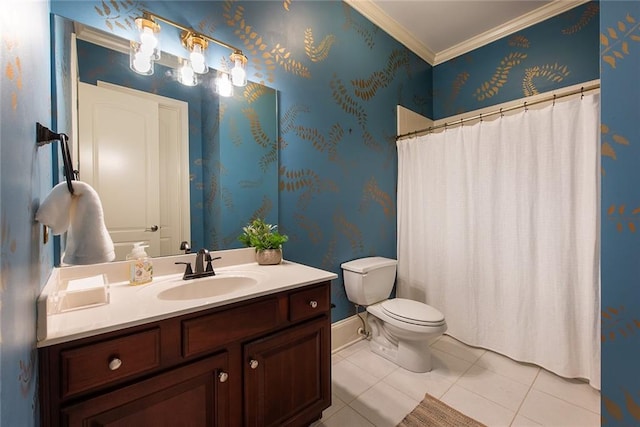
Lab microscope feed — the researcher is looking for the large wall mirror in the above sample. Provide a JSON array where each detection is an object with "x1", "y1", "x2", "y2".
[{"x1": 52, "y1": 15, "x2": 278, "y2": 262}]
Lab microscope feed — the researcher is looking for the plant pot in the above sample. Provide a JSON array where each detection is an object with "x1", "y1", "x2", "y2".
[{"x1": 256, "y1": 248, "x2": 282, "y2": 265}]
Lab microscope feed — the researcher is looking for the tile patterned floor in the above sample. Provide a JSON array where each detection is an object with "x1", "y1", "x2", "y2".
[{"x1": 313, "y1": 335, "x2": 600, "y2": 427}]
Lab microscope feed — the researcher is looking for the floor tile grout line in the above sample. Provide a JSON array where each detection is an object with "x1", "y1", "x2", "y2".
[{"x1": 508, "y1": 367, "x2": 542, "y2": 426}]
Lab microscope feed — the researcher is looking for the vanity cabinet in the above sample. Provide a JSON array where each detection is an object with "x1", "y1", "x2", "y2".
[{"x1": 39, "y1": 281, "x2": 331, "y2": 427}]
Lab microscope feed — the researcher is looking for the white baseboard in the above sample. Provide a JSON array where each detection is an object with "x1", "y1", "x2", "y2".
[{"x1": 331, "y1": 314, "x2": 366, "y2": 353}]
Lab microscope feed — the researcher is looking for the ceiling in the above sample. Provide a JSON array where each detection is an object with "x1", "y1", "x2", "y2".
[{"x1": 345, "y1": 0, "x2": 588, "y2": 65}]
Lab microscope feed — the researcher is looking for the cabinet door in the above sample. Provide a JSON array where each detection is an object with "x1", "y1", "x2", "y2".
[
  {"x1": 62, "y1": 352, "x2": 230, "y2": 427},
  {"x1": 244, "y1": 317, "x2": 330, "y2": 427}
]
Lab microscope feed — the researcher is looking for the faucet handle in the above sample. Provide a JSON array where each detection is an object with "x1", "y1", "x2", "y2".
[
  {"x1": 175, "y1": 262, "x2": 193, "y2": 277},
  {"x1": 205, "y1": 256, "x2": 222, "y2": 273}
]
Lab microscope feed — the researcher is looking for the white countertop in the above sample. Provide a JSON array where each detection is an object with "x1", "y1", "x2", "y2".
[{"x1": 37, "y1": 248, "x2": 337, "y2": 347}]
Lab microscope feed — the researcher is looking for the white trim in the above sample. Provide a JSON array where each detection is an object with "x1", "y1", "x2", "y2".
[
  {"x1": 331, "y1": 314, "x2": 365, "y2": 353},
  {"x1": 434, "y1": 0, "x2": 589, "y2": 65},
  {"x1": 344, "y1": 0, "x2": 435, "y2": 64},
  {"x1": 344, "y1": 0, "x2": 589, "y2": 66}
]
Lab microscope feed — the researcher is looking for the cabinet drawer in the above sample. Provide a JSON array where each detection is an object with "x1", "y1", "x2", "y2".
[
  {"x1": 61, "y1": 328, "x2": 161, "y2": 398},
  {"x1": 182, "y1": 297, "x2": 282, "y2": 358},
  {"x1": 289, "y1": 283, "x2": 330, "y2": 322}
]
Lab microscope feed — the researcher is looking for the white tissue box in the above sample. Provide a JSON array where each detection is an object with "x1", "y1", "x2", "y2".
[{"x1": 48, "y1": 274, "x2": 110, "y2": 314}]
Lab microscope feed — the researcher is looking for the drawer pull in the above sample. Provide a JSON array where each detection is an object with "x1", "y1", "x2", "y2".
[
  {"x1": 218, "y1": 372, "x2": 229, "y2": 383},
  {"x1": 249, "y1": 359, "x2": 259, "y2": 369},
  {"x1": 108, "y1": 357, "x2": 122, "y2": 371},
  {"x1": 309, "y1": 300, "x2": 318, "y2": 309}
]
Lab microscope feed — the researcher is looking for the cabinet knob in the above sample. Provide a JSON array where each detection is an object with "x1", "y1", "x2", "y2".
[
  {"x1": 309, "y1": 300, "x2": 318, "y2": 308},
  {"x1": 218, "y1": 371, "x2": 229, "y2": 383},
  {"x1": 249, "y1": 359, "x2": 259, "y2": 369},
  {"x1": 108, "y1": 357, "x2": 122, "y2": 371}
]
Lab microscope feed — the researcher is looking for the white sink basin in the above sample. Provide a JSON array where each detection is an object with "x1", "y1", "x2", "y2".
[{"x1": 156, "y1": 275, "x2": 258, "y2": 301}]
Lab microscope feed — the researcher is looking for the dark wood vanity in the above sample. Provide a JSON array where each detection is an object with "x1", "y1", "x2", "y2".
[{"x1": 38, "y1": 281, "x2": 331, "y2": 426}]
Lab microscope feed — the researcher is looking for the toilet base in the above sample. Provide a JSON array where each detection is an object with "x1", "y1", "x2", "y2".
[{"x1": 369, "y1": 333, "x2": 434, "y2": 373}]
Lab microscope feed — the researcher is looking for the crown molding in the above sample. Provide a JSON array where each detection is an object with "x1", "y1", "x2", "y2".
[
  {"x1": 433, "y1": 0, "x2": 590, "y2": 65},
  {"x1": 344, "y1": 0, "x2": 435, "y2": 64},
  {"x1": 344, "y1": 0, "x2": 589, "y2": 66}
]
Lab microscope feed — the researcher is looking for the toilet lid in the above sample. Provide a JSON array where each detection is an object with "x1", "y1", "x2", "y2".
[{"x1": 381, "y1": 299, "x2": 445, "y2": 326}]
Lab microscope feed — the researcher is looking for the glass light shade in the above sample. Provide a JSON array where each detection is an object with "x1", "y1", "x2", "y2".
[
  {"x1": 136, "y1": 19, "x2": 160, "y2": 60},
  {"x1": 189, "y1": 44, "x2": 207, "y2": 74},
  {"x1": 178, "y1": 63, "x2": 197, "y2": 86},
  {"x1": 231, "y1": 58, "x2": 247, "y2": 87},
  {"x1": 129, "y1": 41, "x2": 154, "y2": 75},
  {"x1": 216, "y1": 73, "x2": 233, "y2": 97}
]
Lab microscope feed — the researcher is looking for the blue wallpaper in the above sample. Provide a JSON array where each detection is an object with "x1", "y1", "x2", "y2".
[
  {"x1": 433, "y1": 2, "x2": 599, "y2": 119},
  {"x1": 50, "y1": 0, "x2": 432, "y2": 323},
  {"x1": 0, "y1": 1, "x2": 53, "y2": 425},
  {"x1": 5, "y1": 0, "x2": 638, "y2": 424},
  {"x1": 600, "y1": 1, "x2": 640, "y2": 425}
]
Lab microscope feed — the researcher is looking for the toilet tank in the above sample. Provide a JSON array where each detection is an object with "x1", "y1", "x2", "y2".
[{"x1": 341, "y1": 257, "x2": 397, "y2": 305}]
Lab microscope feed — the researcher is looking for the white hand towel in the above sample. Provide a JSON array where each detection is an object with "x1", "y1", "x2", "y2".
[{"x1": 36, "y1": 181, "x2": 115, "y2": 265}]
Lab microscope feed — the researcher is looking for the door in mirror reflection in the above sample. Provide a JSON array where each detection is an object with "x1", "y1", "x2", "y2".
[{"x1": 79, "y1": 82, "x2": 190, "y2": 260}]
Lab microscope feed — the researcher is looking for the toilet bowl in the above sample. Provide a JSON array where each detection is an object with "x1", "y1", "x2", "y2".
[{"x1": 341, "y1": 257, "x2": 447, "y2": 372}]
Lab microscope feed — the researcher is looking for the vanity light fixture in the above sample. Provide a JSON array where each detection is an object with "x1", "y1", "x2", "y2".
[{"x1": 130, "y1": 10, "x2": 249, "y2": 93}]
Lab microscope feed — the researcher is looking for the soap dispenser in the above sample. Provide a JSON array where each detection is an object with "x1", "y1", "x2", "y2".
[{"x1": 126, "y1": 242, "x2": 153, "y2": 285}]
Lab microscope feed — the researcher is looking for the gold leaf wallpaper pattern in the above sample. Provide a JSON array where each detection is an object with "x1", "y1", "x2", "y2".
[
  {"x1": 4, "y1": 36, "x2": 22, "y2": 111},
  {"x1": 280, "y1": 104, "x2": 311, "y2": 134},
  {"x1": 342, "y1": 3, "x2": 377, "y2": 49},
  {"x1": 601, "y1": 305, "x2": 640, "y2": 342},
  {"x1": 603, "y1": 389, "x2": 640, "y2": 424},
  {"x1": 444, "y1": 71, "x2": 469, "y2": 114},
  {"x1": 294, "y1": 125, "x2": 339, "y2": 162},
  {"x1": 601, "y1": 123, "x2": 630, "y2": 176},
  {"x1": 94, "y1": 0, "x2": 142, "y2": 32},
  {"x1": 243, "y1": 82, "x2": 268, "y2": 104},
  {"x1": 334, "y1": 211, "x2": 364, "y2": 253},
  {"x1": 321, "y1": 237, "x2": 338, "y2": 270},
  {"x1": 283, "y1": 0, "x2": 292, "y2": 12},
  {"x1": 330, "y1": 73, "x2": 367, "y2": 127},
  {"x1": 522, "y1": 63, "x2": 570, "y2": 96},
  {"x1": 304, "y1": 28, "x2": 336, "y2": 63},
  {"x1": 351, "y1": 49, "x2": 409, "y2": 101},
  {"x1": 241, "y1": 107, "x2": 277, "y2": 172},
  {"x1": 473, "y1": 52, "x2": 528, "y2": 101},
  {"x1": 18, "y1": 350, "x2": 35, "y2": 397},
  {"x1": 294, "y1": 213, "x2": 324, "y2": 245},
  {"x1": 224, "y1": 1, "x2": 312, "y2": 83},
  {"x1": 252, "y1": 195, "x2": 274, "y2": 223},
  {"x1": 562, "y1": 2, "x2": 599, "y2": 35},
  {"x1": 279, "y1": 166, "x2": 337, "y2": 210},
  {"x1": 606, "y1": 204, "x2": 640, "y2": 233},
  {"x1": 360, "y1": 177, "x2": 394, "y2": 218},
  {"x1": 601, "y1": 13, "x2": 640, "y2": 69},
  {"x1": 508, "y1": 34, "x2": 530, "y2": 48}
]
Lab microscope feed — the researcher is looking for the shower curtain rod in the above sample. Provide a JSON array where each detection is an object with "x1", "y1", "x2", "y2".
[{"x1": 396, "y1": 82, "x2": 601, "y2": 141}]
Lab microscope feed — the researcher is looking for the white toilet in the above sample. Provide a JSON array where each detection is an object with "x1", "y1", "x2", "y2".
[{"x1": 341, "y1": 256, "x2": 447, "y2": 372}]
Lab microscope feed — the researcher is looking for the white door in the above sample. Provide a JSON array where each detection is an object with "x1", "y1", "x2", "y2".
[
  {"x1": 96, "y1": 82, "x2": 191, "y2": 259},
  {"x1": 78, "y1": 82, "x2": 161, "y2": 260}
]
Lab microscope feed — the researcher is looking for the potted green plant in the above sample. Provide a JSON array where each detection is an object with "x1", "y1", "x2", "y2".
[{"x1": 238, "y1": 218, "x2": 289, "y2": 265}]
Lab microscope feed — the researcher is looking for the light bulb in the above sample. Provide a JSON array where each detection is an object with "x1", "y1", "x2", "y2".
[
  {"x1": 140, "y1": 27, "x2": 158, "y2": 50},
  {"x1": 133, "y1": 52, "x2": 152, "y2": 74},
  {"x1": 179, "y1": 64, "x2": 196, "y2": 86},
  {"x1": 217, "y1": 74, "x2": 233, "y2": 97},
  {"x1": 231, "y1": 58, "x2": 246, "y2": 87},
  {"x1": 190, "y1": 45, "x2": 207, "y2": 74}
]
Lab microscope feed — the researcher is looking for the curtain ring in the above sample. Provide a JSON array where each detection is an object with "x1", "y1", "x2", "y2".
[
  {"x1": 552, "y1": 94, "x2": 556, "y2": 106},
  {"x1": 479, "y1": 113, "x2": 483, "y2": 122},
  {"x1": 460, "y1": 117, "x2": 463, "y2": 127},
  {"x1": 581, "y1": 86, "x2": 584, "y2": 99},
  {"x1": 500, "y1": 108, "x2": 504, "y2": 118}
]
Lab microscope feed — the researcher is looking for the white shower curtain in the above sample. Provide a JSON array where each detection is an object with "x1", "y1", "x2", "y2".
[{"x1": 397, "y1": 94, "x2": 600, "y2": 389}]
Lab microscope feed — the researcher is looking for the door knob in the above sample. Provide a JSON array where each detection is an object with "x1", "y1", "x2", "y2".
[
  {"x1": 249, "y1": 359, "x2": 259, "y2": 369},
  {"x1": 309, "y1": 300, "x2": 318, "y2": 308},
  {"x1": 218, "y1": 371, "x2": 229, "y2": 383},
  {"x1": 145, "y1": 225, "x2": 159, "y2": 232}
]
